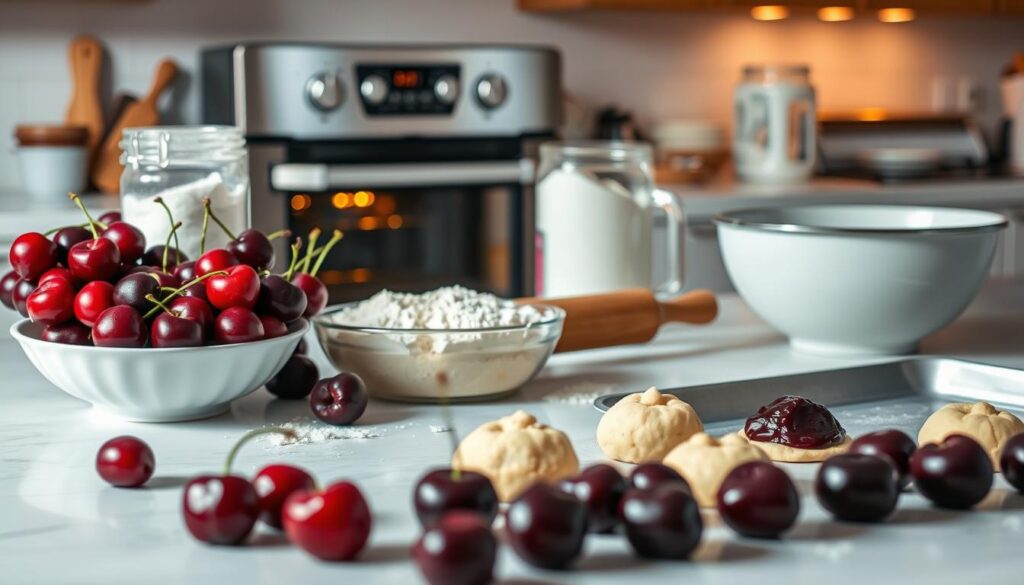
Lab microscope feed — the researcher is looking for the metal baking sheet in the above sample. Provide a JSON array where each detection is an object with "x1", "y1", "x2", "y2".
[{"x1": 593, "y1": 358, "x2": 1024, "y2": 438}]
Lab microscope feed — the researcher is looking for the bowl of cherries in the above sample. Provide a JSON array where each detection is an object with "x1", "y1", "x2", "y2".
[{"x1": 3, "y1": 194, "x2": 340, "y2": 422}]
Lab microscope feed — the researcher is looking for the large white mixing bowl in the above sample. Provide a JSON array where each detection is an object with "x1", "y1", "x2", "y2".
[{"x1": 715, "y1": 205, "x2": 1006, "y2": 356}]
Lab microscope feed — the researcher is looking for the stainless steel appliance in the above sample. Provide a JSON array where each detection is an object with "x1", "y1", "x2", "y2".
[{"x1": 200, "y1": 43, "x2": 560, "y2": 300}]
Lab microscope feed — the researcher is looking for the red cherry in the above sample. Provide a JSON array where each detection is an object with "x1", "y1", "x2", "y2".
[
  {"x1": 173, "y1": 260, "x2": 197, "y2": 283},
  {"x1": 1001, "y1": 434, "x2": 1024, "y2": 493},
  {"x1": 910, "y1": 434, "x2": 993, "y2": 509},
  {"x1": 27, "y1": 279, "x2": 76, "y2": 326},
  {"x1": 214, "y1": 307, "x2": 264, "y2": 344},
  {"x1": 11, "y1": 277, "x2": 36, "y2": 317},
  {"x1": 620, "y1": 484, "x2": 703, "y2": 560},
  {"x1": 169, "y1": 296, "x2": 214, "y2": 336},
  {"x1": 292, "y1": 273, "x2": 328, "y2": 317},
  {"x1": 149, "y1": 270, "x2": 181, "y2": 289},
  {"x1": 151, "y1": 312, "x2": 204, "y2": 348},
  {"x1": 96, "y1": 436, "x2": 155, "y2": 488},
  {"x1": 259, "y1": 315, "x2": 288, "y2": 339},
  {"x1": 413, "y1": 511, "x2": 497, "y2": 585},
  {"x1": 38, "y1": 267, "x2": 78, "y2": 288},
  {"x1": 0, "y1": 270, "x2": 19, "y2": 310},
  {"x1": 98, "y1": 210, "x2": 122, "y2": 225},
  {"x1": 92, "y1": 305, "x2": 148, "y2": 348},
  {"x1": 183, "y1": 475, "x2": 260, "y2": 545},
  {"x1": 310, "y1": 372, "x2": 369, "y2": 426},
  {"x1": 560, "y1": 463, "x2": 627, "y2": 533},
  {"x1": 74, "y1": 281, "x2": 115, "y2": 327},
  {"x1": 68, "y1": 238, "x2": 121, "y2": 282},
  {"x1": 413, "y1": 469, "x2": 499, "y2": 529},
  {"x1": 849, "y1": 429, "x2": 917, "y2": 490},
  {"x1": 195, "y1": 249, "x2": 239, "y2": 278},
  {"x1": 265, "y1": 354, "x2": 319, "y2": 400},
  {"x1": 717, "y1": 461, "x2": 799, "y2": 539},
  {"x1": 112, "y1": 272, "x2": 162, "y2": 313},
  {"x1": 253, "y1": 464, "x2": 316, "y2": 529},
  {"x1": 505, "y1": 483, "x2": 587, "y2": 570},
  {"x1": 102, "y1": 221, "x2": 146, "y2": 264},
  {"x1": 630, "y1": 463, "x2": 690, "y2": 492},
  {"x1": 227, "y1": 229, "x2": 275, "y2": 271},
  {"x1": 142, "y1": 245, "x2": 188, "y2": 269},
  {"x1": 283, "y1": 481, "x2": 372, "y2": 561},
  {"x1": 207, "y1": 265, "x2": 260, "y2": 310},
  {"x1": 257, "y1": 275, "x2": 307, "y2": 323},
  {"x1": 43, "y1": 321, "x2": 92, "y2": 345},
  {"x1": 52, "y1": 226, "x2": 92, "y2": 265},
  {"x1": 9, "y1": 232, "x2": 57, "y2": 280}
]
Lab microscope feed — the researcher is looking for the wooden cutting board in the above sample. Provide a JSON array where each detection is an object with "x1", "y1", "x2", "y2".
[
  {"x1": 92, "y1": 58, "x2": 178, "y2": 195},
  {"x1": 64, "y1": 36, "x2": 105, "y2": 165}
]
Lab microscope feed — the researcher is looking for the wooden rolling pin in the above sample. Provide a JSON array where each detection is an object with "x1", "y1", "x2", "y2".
[{"x1": 519, "y1": 289, "x2": 718, "y2": 353}]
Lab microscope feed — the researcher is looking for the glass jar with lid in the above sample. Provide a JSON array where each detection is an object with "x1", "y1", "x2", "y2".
[{"x1": 120, "y1": 125, "x2": 249, "y2": 259}]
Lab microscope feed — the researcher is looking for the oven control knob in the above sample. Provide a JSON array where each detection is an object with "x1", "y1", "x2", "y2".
[
  {"x1": 433, "y1": 74, "x2": 459, "y2": 105},
  {"x1": 475, "y1": 74, "x2": 508, "y2": 109},
  {"x1": 306, "y1": 71, "x2": 344, "y2": 111},
  {"x1": 360, "y1": 74, "x2": 389, "y2": 106}
]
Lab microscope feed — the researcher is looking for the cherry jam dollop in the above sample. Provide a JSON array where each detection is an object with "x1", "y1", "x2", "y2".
[{"x1": 743, "y1": 395, "x2": 845, "y2": 449}]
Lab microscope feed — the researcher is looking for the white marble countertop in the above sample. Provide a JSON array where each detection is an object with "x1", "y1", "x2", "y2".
[{"x1": 2, "y1": 285, "x2": 1024, "y2": 584}]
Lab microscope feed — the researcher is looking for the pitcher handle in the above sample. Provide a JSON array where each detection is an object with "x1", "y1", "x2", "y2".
[{"x1": 652, "y1": 188, "x2": 683, "y2": 297}]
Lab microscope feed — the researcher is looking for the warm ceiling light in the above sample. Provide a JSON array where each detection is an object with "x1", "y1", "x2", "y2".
[
  {"x1": 878, "y1": 8, "x2": 915, "y2": 23},
  {"x1": 751, "y1": 5, "x2": 788, "y2": 21},
  {"x1": 818, "y1": 6, "x2": 854, "y2": 22}
]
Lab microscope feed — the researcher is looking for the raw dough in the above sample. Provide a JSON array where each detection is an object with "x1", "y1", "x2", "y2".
[
  {"x1": 737, "y1": 430, "x2": 852, "y2": 463},
  {"x1": 662, "y1": 432, "x2": 769, "y2": 507},
  {"x1": 918, "y1": 401, "x2": 1024, "y2": 470},
  {"x1": 452, "y1": 410, "x2": 579, "y2": 501},
  {"x1": 596, "y1": 387, "x2": 704, "y2": 463}
]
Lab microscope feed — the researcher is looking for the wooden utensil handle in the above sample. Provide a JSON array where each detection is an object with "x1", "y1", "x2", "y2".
[
  {"x1": 143, "y1": 59, "x2": 178, "y2": 104},
  {"x1": 659, "y1": 289, "x2": 718, "y2": 325}
]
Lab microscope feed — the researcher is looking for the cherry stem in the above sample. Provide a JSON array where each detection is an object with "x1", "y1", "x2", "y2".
[
  {"x1": 162, "y1": 221, "x2": 183, "y2": 273},
  {"x1": 142, "y1": 270, "x2": 227, "y2": 319},
  {"x1": 68, "y1": 192, "x2": 100, "y2": 239},
  {"x1": 298, "y1": 229, "x2": 321, "y2": 275},
  {"x1": 202, "y1": 197, "x2": 237, "y2": 241},
  {"x1": 283, "y1": 238, "x2": 303, "y2": 281},
  {"x1": 267, "y1": 229, "x2": 291, "y2": 241},
  {"x1": 144, "y1": 294, "x2": 175, "y2": 316},
  {"x1": 154, "y1": 197, "x2": 182, "y2": 265},
  {"x1": 435, "y1": 372, "x2": 461, "y2": 482},
  {"x1": 309, "y1": 230, "x2": 342, "y2": 277},
  {"x1": 200, "y1": 199, "x2": 211, "y2": 255},
  {"x1": 223, "y1": 427, "x2": 297, "y2": 476}
]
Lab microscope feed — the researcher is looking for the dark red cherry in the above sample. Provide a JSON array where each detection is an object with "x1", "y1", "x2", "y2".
[
  {"x1": 815, "y1": 454, "x2": 900, "y2": 522},
  {"x1": 282, "y1": 481, "x2": 372, "y2": 561},
  {"x1": 910, "y1": 434, "x2": 993, "y2": 509},
  {"x1": 52, "y1": 226, "x2": 92, "y2": 265},
  {"x1": 1001, "y1": 433, "x2": 1024, "y2": 493},
  {"x1": 413, "y1": 469, "x2": 499, "y2": 529},
  {"x1": 43, "y1": 321, "x2": 92, "y2": 345},
  {"x1": 168, "y1": 296, "x2": 214, "y2": 336},
  {"x1": 10, "y1": 232, "x2": 57, "y2": 280},
  {"x1": 183, "y1": 475, "x2": 260, "y2": 545},
  {"x1": 74, "y1": 281, "x2": 115, "y2": 327},
  {"x1": 207, "y1": 265, "x2": 260, "y2": 310},
  {"x1": 717, "y1": 461, "x2": 799, "y2": 539},
  {"x1": 151, "y1": 312, "x2": 204, "y2": 348},
  {"x1": 744, "y1": 395, "x2": 845, "y2": 449},
  {"x1": 113, "y1": 272, "x2": 161, "y2": 313},
  {"x1": 0, "y1": 270, "x2": 19, "y2": 310},
  {"x1": 228, "y1": 228, "x2": 275, "y2": 271},
  {"x1": 849, "y1": 429, "x2": 917, "y2": 490},
  {"x1": 214, "y1": 306, "x2": 264, "y2": 344},
  {"x1": 92, "y1": 305, "x2": 148, "y2": 348},
  {"x1": 259, "y1": 315, "x2": 288, "y2": 339},
  {"x1": 26, "y1": 279, "x2": 76, "y2": 325},
  {"x1": 98, "y1": 210, "x2": 121, "y2": 225},
  {"x1": 310, "y1": 372, "x2": 368, "y2": 426},
  {"x1": 292, "y1": 273, "x2": 328, "y2": 317},
  {"x1": 413, "y1": 511, "x2": 496, "y2": 585},
  {"x1": 102, "y1": 221, "x2": 146, "y2": 264},
  {"x1": 195, "y1": 249, "x2": 239, "y2": 278},
  {"x1": 560, "y1": 463, "x2": 626, "y2": 533},
  {"x1": 257, "y1": 275, "x2": 308, "y2": 323},
  {"x1": 266, "y1": 354, "x2": 319, "y2": 400},
  {"x1": 142, "y1": 245, "x2": 188, "y2": 269},
  {"x1": 68, "y1": 238, "x2": 120, "y2": 282},
  {"x1": 150, "y1": 270, "x2": 181, "y2": 289},
  {"x1": 620, "y1": 484, "x2": 702, "y2": 559},
  {"x1": 12, "y1": 277, "x2": 36, "y2": 317},
  {"x1": 253, "y1": 464, "x2": 315, "y2": 529},
  {"x1": 174, "y1": 260, "x2": 198, "y2": 283},
  {"x1": 630, "y1": 463, "x2": 690, "y2": 492},
  {"x1": 38, "y1": 267, "x2": 78, "y2": 288},
  {"x1": 505, "y1": 482, "x2": 587, "y2": 570},
  {"x1": 96, "y1": 436, "x2": 155, "y2": 488}
]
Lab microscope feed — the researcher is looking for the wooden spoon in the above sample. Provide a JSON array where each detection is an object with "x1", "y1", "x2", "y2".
[{"x1": 65, "y1": 36, "x2": 104, "y2": 164}]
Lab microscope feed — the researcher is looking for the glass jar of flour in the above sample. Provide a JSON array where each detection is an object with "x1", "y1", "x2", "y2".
[
  {"x1": 120, "y1": 126, "x2": 249, "y2": 259},
  {"x1": 535, "y1": 141, "x2": 683, "y2": 298}
]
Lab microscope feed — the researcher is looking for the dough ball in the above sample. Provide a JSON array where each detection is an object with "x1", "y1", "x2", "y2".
[
  {"x1": 452, "y1": 410, "x2": 579, "y2": 501},
  {"x1": 663, "y1": 432, "x2": 769, "y2": 507},
  {"x1": 918, "y1": 401, "x2": 1024, "y2": 470},
  {"x1": 738, "y1": 430, "x2": 852, "y2": 463},
  {"x1": 597, "y1": 387, "x2": 703, "y2": 463}
]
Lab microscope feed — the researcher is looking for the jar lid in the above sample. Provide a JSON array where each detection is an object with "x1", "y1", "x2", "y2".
[
  {"x1": 15, "y1": 124, "x2": 89, "y2": 147},
  {"x1": 120, "y1": 125, "x2": 246, "y2": 168}
]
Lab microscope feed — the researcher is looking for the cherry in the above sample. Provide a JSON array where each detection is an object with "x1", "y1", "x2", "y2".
[
  {"x1": 168, "y1": 296, "x2": 214, "y2": 336},
  {"x1": 849, "y1": 429, "x2": 917, "y2": 490},
  {"x1": 505, "y1": 482, "x2": 587, "y2": 570},
  {"x1": 68, "y1": 238, "x2": 121, "y2": 282},
  {"x1": 174, "y1": 260, "x2": 198, "y2": 283},
  {"x1": 93, "y1": 305, "x2": 148, "y2": 348},
  {"x1": 195, "y1": 249, "x2": 239, "y2": 278},
  {"x1": 283, "y1": 481, "x2": 372, "y2": 561},
  {"x1": 96, "y1": 436, "x2": 155, "y2": 488},
  {"x1": 12, "y1": 277, "x2": 36, "y2": 317},
  {"x1": 0, "y1": 270, "x2": 19, "y2": 310},
  {"x1": 142, "y1": 245, "x2": 188, "y2": 269},
  {"x1": 1001, "y1": 433, "x2": 1024, "y2": 493},
  {"x1": 214, "y1": 307, "x2": 264, "y2": 344},
  {"x1": 310, "y1": 372, "x2": 369, "y2": 426},
  {"x1": 260, "y1": 315, "x2": 288, "y2": 339},
  {"x1": 630, "y1": 462, "x2": 690, "y2": 492},
  {"x1": 26, "y1": 279, "x2": 76, "y2": 325},
  {"x1": 10, "y1": 232, "x2": 57, "y2": 280},
  {"x1": 292, "y1": 273, "x2": 328, "y2": 318},
  {"x1": 745, "y1": 395, "x2": 846, "y2": 449},
  {"x1": 560, "y1": 463, "x2": 626, "y2": 533},
  {"x1": 620, "y1": 484, "x2": 703, "y2": 559},
  {"x1": 102, "y1": 221, "x2": 146, "y2": 264},
  {"x1": 228, "y1": 229, "x2": 275, "y2": 271},
  {"x1": 253, "y1": 464, "x2": 315, "y2": 529},
  {"x1": 717, "y1": 461, "x2": 799, "y2": 539},
  {"x1": 910, "y1": 434, "x2": 993, "y2": 509},
  {"x1": 207, "y1": 264, "x2": 260, "y2": 310},
  {"x1": 43, "y1": 321, "x2": 92, "y2": 345},
  {"x1": 98, "y1": 210, "x2": 121, "y2": 225},
  {"x1": 52, "y1": 226, "x2": 92, "y2": 265},
  {"x1": 74, "y1": 281, "x2": 115, "y2": 327},
  {"x1": 146, "y1": 269, "x2": 181, "y2": 289},
  {"x1": 413, "y1": 469, "x2": 499, "y2": 529},
  {"x1": 266, "y1": 354, "x2": 319, "y2": 400},
  {"x1": 815, "y1": 454, "x2": 900, "y2": 522},
  {"x1": 38, "y1": 267, "x2": 78, "y2": 288},
  {"x1": 113, "y1": 272, "x2": 161, "y2": 313},
  {"x1": 413, "y1": 511, "x2": 496, "y2": 585},
  {"x1": 256, "y1": 275, "x2": 308, "y2": 323},
  {"x1": 151, "y1": 312, "x2": 204, "y2": 348}
]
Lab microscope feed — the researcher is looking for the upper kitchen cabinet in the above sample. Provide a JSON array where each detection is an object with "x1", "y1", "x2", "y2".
[{"x1": 518, "y1": 0, "x2": 1009, "y2": 14}]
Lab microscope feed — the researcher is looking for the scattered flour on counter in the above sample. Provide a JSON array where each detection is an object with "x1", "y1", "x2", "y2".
[
  {"x1": 430, "y1": 425, "x2": 452, "y2": 433},
  {"x1": 258, "y1": 421, "x2": 382, "y2": 447},
  {"x1": 543, "y1": 382, "x2": 617, "y2": 405}
]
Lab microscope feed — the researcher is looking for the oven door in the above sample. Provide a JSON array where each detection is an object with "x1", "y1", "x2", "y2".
[{"x1": 270, "y1": 160, "x2": 533, "y2": 302}]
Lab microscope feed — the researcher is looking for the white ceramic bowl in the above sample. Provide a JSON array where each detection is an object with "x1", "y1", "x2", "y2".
[
  {"x1": 715, "y1": 205, "x2": 1006, "y2": 356},
  {"x1": 11, "y1": 319, "x2": 308, "y2": 422}
]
